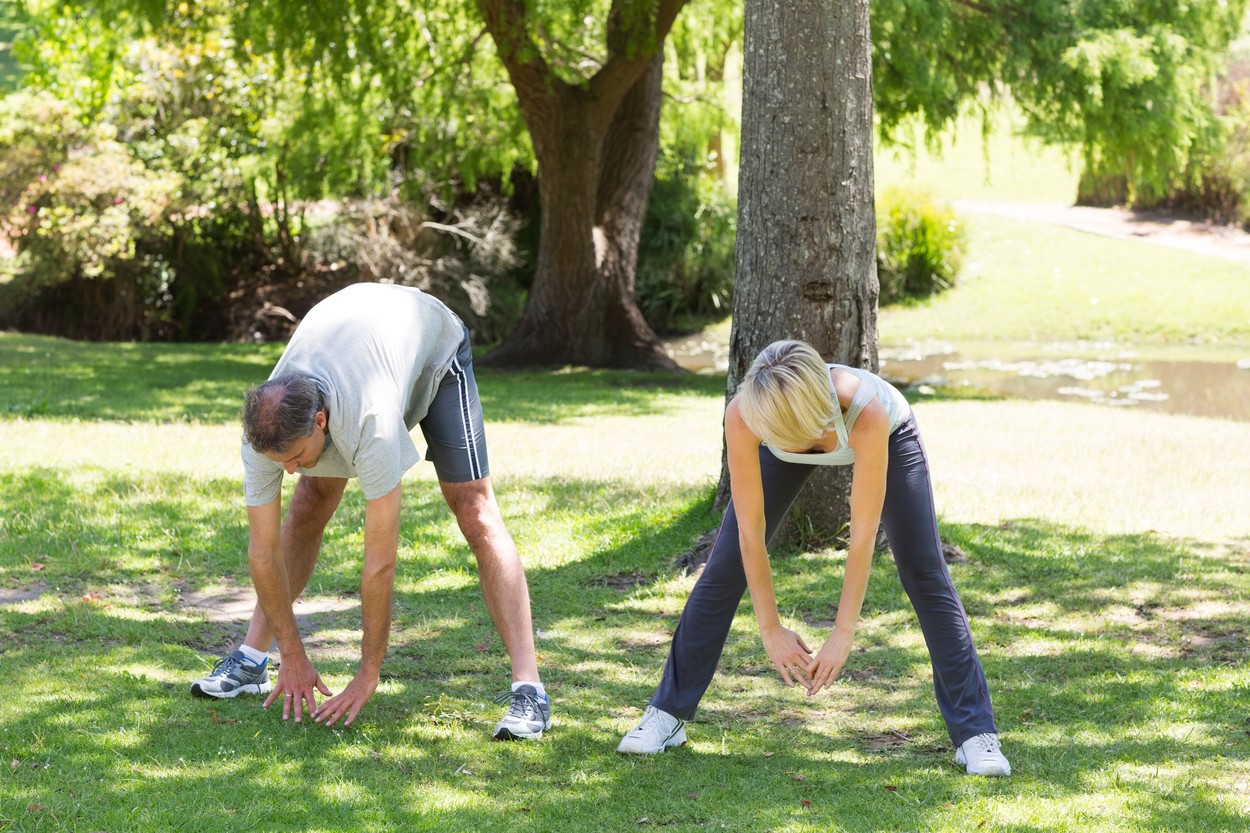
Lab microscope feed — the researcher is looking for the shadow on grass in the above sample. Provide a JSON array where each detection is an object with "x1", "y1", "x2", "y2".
[
  {"x1": 472, "y1": 366, "x2": 724, "y2": 424},
  {"x1": 0, "y1": 332, "x2": 283, "y2": 422},
  {"x1": 0, "y1": 333, "x2": 725, "y2": 426},
  {"x1": 4, "y1": 469, "x2": 1250, "y2": 830}
]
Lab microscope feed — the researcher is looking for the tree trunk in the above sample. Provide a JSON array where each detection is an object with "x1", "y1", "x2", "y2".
[
  {"x1": 482, "y1": 57, "x2": 678, "y2": 369},
  {"x1": 476, "y1": 0, "x2": 685, "y2": 370},
  {"x1": 719, "y1": 0, "x2": 878, "y2": 544}
]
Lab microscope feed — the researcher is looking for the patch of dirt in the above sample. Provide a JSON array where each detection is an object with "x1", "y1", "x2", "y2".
[
  {"x1": 175, "y1": 584, "x2": 362, "y2": 655},
  {"x1": 0, "y1": 582, "x2": 48, "y2": 605},
  {"x1": 672, "y1": 529, "x2": 718, "y2": 571},
  {"x1": 857, "y1": 728, "x2": 919, "y2": 752},
  {"x1": 178, "y1": 587, "x2": 358, "y2": 624},
  {"x1": 585, "y1": 573, "x2": 654, "y2": 590}
]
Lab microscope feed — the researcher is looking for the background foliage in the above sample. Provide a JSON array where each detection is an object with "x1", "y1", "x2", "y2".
[{"x1": 1, "y1": 1, "x2": 1249, "y2": 345}]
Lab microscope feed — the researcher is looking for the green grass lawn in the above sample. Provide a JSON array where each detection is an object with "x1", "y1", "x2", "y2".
[
  {"x1": 3, "y1": 104, "x2": 1249, "y2": 833},
  {"x1": 876, "y1": 110, "x2": 1250, "y2": 350},
  {"x1": 878, "y1": 213, "x2": 1250, "y2": 348},
  {"x1": 2, "y1": 331, "x2": 1249, "y2": 832}
]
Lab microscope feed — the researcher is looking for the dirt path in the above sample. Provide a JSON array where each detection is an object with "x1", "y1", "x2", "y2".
[{"x1": 954, "y1": 199, "x2": 1250, "y2": 266}]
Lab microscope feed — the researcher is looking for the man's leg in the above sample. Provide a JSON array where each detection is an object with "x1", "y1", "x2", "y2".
[
  {"x1": 440, "y1": 476, "x2": 540, "y2": 683},
  {"x1": 419, "y1": 330, "x2": 547, "y2": 737},
  {"x1": 242, "y1": 475, "x2": 348, "y2": 651}
]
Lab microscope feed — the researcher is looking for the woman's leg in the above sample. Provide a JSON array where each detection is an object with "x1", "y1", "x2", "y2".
[
  {"x1": 650, "y1": 448, "x2": 815, "y2": 720},
  {"x1": 880, "y1": 416, "x2": 997, "y2": 746}
]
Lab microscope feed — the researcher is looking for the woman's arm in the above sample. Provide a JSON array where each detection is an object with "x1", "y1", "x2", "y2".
[
  {"x1": 805, "y1": 399, "x2": 889, "y2": 696},
  {"x1": 725, "y1": 399, "x2": 814, "y2": 689}
]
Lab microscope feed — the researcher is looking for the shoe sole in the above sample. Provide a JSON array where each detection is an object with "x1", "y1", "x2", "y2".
[
  {"x1": 618, "y1": 727, "x2": 687, "y2": 755},
  {"x1": 955, "y1": 752, "x2": 1011, "y2": 777},
  {"x1": 493, "y1": 721, "x2": 552, "y2": 741},
  {"x1": 190, "y1": 681, "x2": 273, "y2": 699},
  {"x1": 965, "y1": 764, "x2": 1011, "y2": 777}
]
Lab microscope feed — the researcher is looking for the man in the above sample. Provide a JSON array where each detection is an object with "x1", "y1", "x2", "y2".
[{"x1": 190, "y1": 282, "x2": 550, "y2": 740}]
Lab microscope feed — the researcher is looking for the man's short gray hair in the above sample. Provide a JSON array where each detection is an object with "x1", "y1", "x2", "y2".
[{"x1": 242, "y1": 375, "x2": 325, "y2": 453}]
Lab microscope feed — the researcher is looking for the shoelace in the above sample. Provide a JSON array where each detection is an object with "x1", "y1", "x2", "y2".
[
  {"x1": 966, "y1": 733, "x2": 1001, "y2": 754},
  {"x1": 634, "y1": 708, "x2": 664, "y2": 731},
  {"x1": 210, "y1": 654, "x2": 244, "y2": 676},
  {"x1": 494, "y1": 689, "x2": 545, "y2": 720}
]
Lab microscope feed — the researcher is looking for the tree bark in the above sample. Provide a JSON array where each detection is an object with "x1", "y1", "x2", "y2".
[
  {"x1": 719, "y1": 0, "x2": 878, "y2": 544},
  {"x1": 475, "y1": 0, "x2": 686, "y2": 369}
]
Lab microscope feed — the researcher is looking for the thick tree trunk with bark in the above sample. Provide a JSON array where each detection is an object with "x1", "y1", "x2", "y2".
[
  {"x1": 719, "y1": 0, "x2": 878, "y2": 543},
  {"x1": 476, "y1": 0, "x2": 686, "y2": 369}
]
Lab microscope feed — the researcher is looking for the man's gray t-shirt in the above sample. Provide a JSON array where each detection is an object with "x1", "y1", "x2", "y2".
[{"x1": 242, "y1": 283, "x2": 465, "y2": 506}]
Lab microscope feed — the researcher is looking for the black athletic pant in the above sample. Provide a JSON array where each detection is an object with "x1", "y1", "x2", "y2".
[{"x1": 649, "y1": 415, "x2": 998, "y2": 747}]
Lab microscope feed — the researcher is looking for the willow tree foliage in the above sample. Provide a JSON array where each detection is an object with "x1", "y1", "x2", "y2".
[{"x1": 871, "y1": 0, "x2": 1250, "y2": 203}]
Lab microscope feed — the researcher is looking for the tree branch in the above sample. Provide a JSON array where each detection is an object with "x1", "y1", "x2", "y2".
[
  {"x1": 475, "y1": 0, "x2": 558, "y2": 112},
  {"x1": 951, "y1": 0, "x2": 997, "y2": 15},
  {"x1": 589, "y1": 0, "x2": 691, "y2": 128}
]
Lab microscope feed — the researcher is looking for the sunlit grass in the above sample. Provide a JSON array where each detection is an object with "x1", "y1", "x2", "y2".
[
  {"x1": 3, "y1": 108, "x2": 1250, "y2": 829},
  {"x1": 879, "y1": 213, "x2": 1250, "y2": 346},
  {"x1": 3, "y1": 340, "x2": 1249, "y2": 830},
  {"x1": 876, "y1": 108, "x2": 1081, "y2": 205},
  {"x1": 874, "y1": 108, "x2": 1250, "y2": 349}
]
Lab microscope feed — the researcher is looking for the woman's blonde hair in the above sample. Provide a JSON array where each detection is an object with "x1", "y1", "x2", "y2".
[{"x1": 738, "y1": 340, "x2": 836, "y2": 450}]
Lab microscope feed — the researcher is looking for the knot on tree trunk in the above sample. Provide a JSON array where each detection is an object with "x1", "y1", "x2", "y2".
[{"x1": 801, "y1": 280, "x2": 837, "y2": 301}]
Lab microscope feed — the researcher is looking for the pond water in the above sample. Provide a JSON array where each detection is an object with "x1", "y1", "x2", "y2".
[
  {"x1": 665, "y1": 335, "x2": 1250, "y2": 422},
  {"x1": 879, "y1": 344, "x2": 1250, "y2": 422}
]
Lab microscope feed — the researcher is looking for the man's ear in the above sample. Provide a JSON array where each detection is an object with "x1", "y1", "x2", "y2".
[{"x1": 316, "y1": 409, "x2": 328, "y2": 431}]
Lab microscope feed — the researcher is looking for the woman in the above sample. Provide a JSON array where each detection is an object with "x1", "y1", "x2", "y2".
[{"x1": 618, "y1": 340, "x2": 1010, "y2": 776}]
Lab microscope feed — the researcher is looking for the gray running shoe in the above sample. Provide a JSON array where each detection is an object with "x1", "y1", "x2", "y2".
[
  {"x1": 618, "y1": 705, "x2": 687, "y2": 754},
  {"x1": 190, "y1": 650, "x2": 272, "y2": 699},
  {"x1": 492, "y1": 685, "x2": 552, "y2": 740}
]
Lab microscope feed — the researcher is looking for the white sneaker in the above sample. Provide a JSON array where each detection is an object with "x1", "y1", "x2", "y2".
[
  {"x1": 955, "y1": 732, "x2": 1011, "y2": 776},
  {"x1": 618, "y1": 706, "x2": 687, "y2": 754}
]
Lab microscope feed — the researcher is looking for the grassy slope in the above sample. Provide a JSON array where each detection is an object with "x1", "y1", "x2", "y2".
[{"x1": 877, "y1": 111, "x2": 1250, "y2": 349}]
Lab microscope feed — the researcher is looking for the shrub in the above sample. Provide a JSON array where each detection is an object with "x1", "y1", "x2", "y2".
[
  {"x1": 299, "y1": 194, "x2": 526, "y2": 345},
  {"x1": 0, "y1": 93, "x2": 185, "y2": 339},
  {"x1": 635, "y1": 150, "x2": 737, "y2": 333},
  {"x1": 875, "y1": 187, "x2": 966, "y2": 305}
]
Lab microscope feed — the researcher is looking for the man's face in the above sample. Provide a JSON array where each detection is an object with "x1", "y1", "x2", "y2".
[{"x1": 264, "y1": 410, "x2": 329, "y2": 474}]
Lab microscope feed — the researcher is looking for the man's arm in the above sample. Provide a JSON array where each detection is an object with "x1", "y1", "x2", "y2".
[
  {"x1": 248, "y1": 498, "x2": 331, "y2": 721},
  {"x1": 314, "y1": 482, "x2": 401, "y2": 727}
]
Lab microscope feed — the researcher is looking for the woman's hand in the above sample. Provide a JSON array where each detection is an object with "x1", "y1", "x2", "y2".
[
  {"x1": 805, "y1": 628, "x2": 855, "y2": 696},
  {"x1": 761, "y1": 624, "x2": 814, "y2": 688}
]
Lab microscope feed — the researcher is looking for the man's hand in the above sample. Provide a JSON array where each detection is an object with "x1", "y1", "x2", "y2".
[
  {"x1": 263, "y1": 654, "x2": 332, "y2": 723},
  {"x1": 314, "y1": 671, "x2": 380, "y2": 727},
  {"x1": 760, "y1": 624, "x2": 814, "y2": 689},
  {"x1": 805, "y1": 628, "x2": 855, "y2": 696}
]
